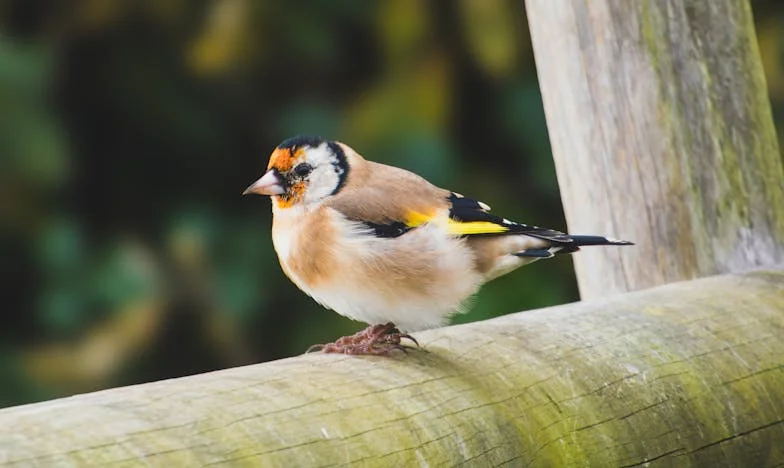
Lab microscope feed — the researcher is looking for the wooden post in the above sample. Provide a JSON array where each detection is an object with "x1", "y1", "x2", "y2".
[
  {"x1": 0, "y1": 271, "x2": 783, "y2": 466},
  {"x1": 526, "y1": 0, "x2": 784, "y2": 299}
]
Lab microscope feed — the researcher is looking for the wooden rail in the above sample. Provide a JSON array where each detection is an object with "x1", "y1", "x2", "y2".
[
  {"x1": 526, "y1": 0, "x2": 784, "y2": 298},
  {"x1": 1, "y1": 271, "x2": 782, "y2": 466}
]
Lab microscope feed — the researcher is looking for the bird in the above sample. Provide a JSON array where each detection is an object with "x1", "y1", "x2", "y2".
[{"x1": 244, "y1": 135, "x2": 633, "y2": 355}]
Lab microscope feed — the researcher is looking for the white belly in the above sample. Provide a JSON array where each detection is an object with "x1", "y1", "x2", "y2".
[{"x1": 272, "y1": 208, "x2": 483, "y2": 332}]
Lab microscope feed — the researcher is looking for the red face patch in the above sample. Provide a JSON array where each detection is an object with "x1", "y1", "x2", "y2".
[
  {"x1": 267, "y1": 146, "x2": 307, "y2": 208},
  {"x1": 267, "y1": 147, "x2": 303, "y2": 172},
  {"x1": 274, "y1": 181, "x2": 306, "y2": 208}
]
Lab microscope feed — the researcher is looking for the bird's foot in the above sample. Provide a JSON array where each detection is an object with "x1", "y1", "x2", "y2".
[{"x1": 307, "y1": 322, "x2": 419, "y2": 356}]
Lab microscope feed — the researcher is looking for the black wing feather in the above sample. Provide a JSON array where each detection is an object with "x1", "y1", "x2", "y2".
[
  {"x1": 360, "y1": 221, "x2": 412, "y2": 238},
  {"x1": 350, "y1": 192, "x2": 633, "y2": 248},
  {"x1": 447, "y1": 193, "x2": 573, "y2": 242}
]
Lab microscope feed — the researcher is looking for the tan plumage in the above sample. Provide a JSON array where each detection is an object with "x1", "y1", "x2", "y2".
[{"x1": 244, "y1": 136, "x2": 632, "y2": 354}]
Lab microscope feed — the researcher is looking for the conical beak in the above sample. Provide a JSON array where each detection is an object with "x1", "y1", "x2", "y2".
[{"x1": 243, "y1": 170, "x2": 286, "y2": 196}]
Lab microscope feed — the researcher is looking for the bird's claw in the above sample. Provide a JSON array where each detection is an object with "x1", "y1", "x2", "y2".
[{"x1": 305, "y1": 322, "x2": 419, "y2": 356}]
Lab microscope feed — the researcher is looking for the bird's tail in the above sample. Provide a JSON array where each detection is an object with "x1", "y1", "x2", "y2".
[
  {"x1": 569, "y1": 235, "x2": 634, "y2": 247},
  {"x1": 515, "y1": 235, "x2": 633, "y2": 258}
]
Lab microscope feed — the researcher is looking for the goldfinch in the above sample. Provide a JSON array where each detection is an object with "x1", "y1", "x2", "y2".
[{"x1": 244, "y1": 136, "x2": 632, "y2": 355}]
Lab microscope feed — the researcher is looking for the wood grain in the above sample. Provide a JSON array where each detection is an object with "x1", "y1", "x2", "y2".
[
  {"x1": 526, "y1": 0, "x2": 784, "y2": 299},
  {"x1": 1, "y1": 271, "x2": 783, "y2": 466}
]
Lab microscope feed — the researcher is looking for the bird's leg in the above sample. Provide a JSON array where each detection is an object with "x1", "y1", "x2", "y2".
[{"x1": 306, "y1": 322, "x2": 419, "y2": 356}]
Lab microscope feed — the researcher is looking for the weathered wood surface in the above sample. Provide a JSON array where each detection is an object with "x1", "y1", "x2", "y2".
[
  {"x1": 1, "y1": 270, "x2": 782, "y2": 466},
  {"x1": 526, "y1": 0, "x2": 784, "y2": 299}
]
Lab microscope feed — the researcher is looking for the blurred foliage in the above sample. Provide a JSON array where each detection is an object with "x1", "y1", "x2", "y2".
[{"x1": 0, "y1": 0, "x2": 782, "y2": 408}]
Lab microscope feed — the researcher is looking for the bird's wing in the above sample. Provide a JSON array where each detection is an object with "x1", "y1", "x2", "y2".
[
  {"x1": 442, "y1": 193, "x2": 573, "y2": 242},
  {"x1": 329, "y1": 175, "x2": 572, "y2": 243},
  {"x1": 324, "y1": 160, "x2": 452, "y2": 237}
]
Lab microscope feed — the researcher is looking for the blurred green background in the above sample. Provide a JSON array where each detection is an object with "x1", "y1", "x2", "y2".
[{"x1": 1, "y1": 0, "x2": 782, "y2": 408}]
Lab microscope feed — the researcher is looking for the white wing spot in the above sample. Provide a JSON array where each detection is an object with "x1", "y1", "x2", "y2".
[{"x1": 478, "y1": 201, "x2": 491, "y2": 211}]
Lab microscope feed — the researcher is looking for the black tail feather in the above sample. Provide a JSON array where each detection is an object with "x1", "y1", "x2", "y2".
[
  {"x1": 515, "y1": 249, "x2": 555, "y2": 258},
  {"x1": 515, "y1": 235, "x2": 633, "y2": 259},
  {"x1": 569, "y1": 235, "x2": 634, "y2": 247}
]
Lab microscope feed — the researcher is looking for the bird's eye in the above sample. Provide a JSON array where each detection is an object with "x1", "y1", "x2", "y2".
[{"x1": 293, "y1": 163, "x2": 313, "y2": 177}]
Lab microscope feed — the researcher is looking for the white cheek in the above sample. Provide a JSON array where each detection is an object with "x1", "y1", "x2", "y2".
[
  {"x1": 302, "y1": 177, "x2": 332, "y2": 205},
  {"x1": 300, "y1": 143, "x2": 341, "y2": 205}
]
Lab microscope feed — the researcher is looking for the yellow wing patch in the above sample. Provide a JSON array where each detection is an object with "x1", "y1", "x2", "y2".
[
  {"x1": 446, "y1": 219, "x2": 509, "y2": 235},
  {"x1": 404, "y1": 210, "x2": 510, "y2": 236},
  {"x1": 404, "y1": 210, "x2": 434, "y2": 227}
]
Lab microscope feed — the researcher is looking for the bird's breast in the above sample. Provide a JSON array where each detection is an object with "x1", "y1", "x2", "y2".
[{"x1": 271, "y1": 205, "x2": 338, "y2": 290}]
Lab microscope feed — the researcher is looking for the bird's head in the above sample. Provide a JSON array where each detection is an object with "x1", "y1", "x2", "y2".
[{"x1": 243, "y1": 136, "x2": 349, "y2": 209}]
